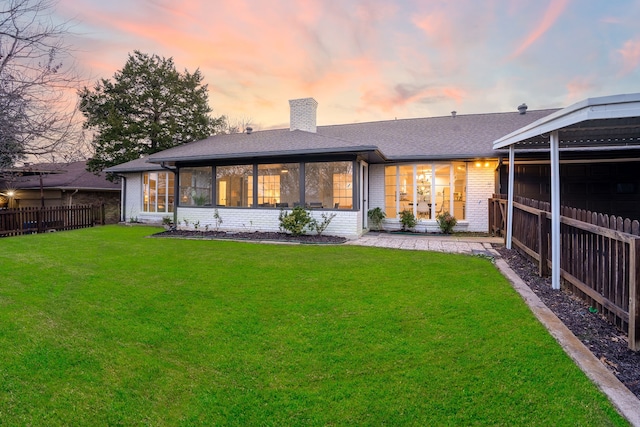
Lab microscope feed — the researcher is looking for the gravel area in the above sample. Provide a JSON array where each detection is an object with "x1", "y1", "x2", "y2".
[{"x1": 495, "y1": 246, "x2": 640, "y2": 399}]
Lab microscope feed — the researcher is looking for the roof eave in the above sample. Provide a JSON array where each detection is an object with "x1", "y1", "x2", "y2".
[{"x1": 147, "y1": 145, "x2": 380, "y2": 164}]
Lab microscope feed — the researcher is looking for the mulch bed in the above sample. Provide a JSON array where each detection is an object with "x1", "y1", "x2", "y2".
[
  {"x1": 152, "y1": 229, "x2": 347, "y2": 244},
  {"x1": 495, "y1": 246, "x2": 640, "y2": 399}
]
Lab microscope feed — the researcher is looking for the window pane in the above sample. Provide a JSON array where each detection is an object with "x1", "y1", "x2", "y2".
[
  {"x1": 416, "y1": 165, "x2": 432, "y2": 219},
  {"x1": 398, "y1": 165, "x2": 414, "y2": 213},
  {"x1": 434, "y1": 164, "x2": 450, "y2": 216},
  {"x1": 453, "y1": 162, "x2": 466, "y2": 219},
  {"x1": 305, "y1": 161, "x2": 352, "y2": 209},
  {"x1": 258, "y1": 164, "x2": 300, "y2": 207},
  {"x1": 179, "y1": 167, "x2": 212, "y2": 206},
  {"x1": 384, "y1": 166, "x2": 397, "y2": 217},
  {"x1": 216, "y1": 165, "x2": 252, "y2": 207}
]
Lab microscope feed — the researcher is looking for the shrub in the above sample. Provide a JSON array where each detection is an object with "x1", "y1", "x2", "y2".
[
  {"x1": 436, "y1": 211, "x2": 457, "y2": 234},
  {"x1": 367, "y1": 207, "x2": 386, "y2": 231},
  {"x1": 399, "y1": 210, "x2": 417, "y2": 231},
  {"x1": 311, "y1": 212, "x2": 337, "y2": 236},
  {"x1": 213, "y1": 209, "x2": 223, "y2": 232},
  {"x1": 279, "y1": 206, "x2": 313, "y2": 236}
]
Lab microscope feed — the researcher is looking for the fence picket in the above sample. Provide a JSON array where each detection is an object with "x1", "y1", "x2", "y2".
[
  {"x1": 488, "y1": 196, "x2": 640, "y2": 351},
  {"x1": 0, "y1": 205, "x2": 102, "y2": 237}
]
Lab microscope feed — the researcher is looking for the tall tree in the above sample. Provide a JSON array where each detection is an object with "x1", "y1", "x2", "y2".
[
  {"x1": 79, "y1": 51, "x2": 223, "y2": 173},
  {"x1": 0, "y1": 0, "x2": 81, "y2": 168}
]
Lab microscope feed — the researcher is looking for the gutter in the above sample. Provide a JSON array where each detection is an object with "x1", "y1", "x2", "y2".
[{"x1": 113, "y1": 174, "x2": 127, "y2": 222}]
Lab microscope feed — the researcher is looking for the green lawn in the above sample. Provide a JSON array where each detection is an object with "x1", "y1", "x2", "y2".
[{"x1": 0, "y1": 226, "x2": 627, "y2": 426}]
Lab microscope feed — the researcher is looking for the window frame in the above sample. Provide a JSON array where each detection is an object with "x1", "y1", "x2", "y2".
[
  {"x1": 176, "y1": 157, "x2": 358, "y2": 210},
  {"x1": 142, "y1": 171, "x2": 174, "y2": 213}
]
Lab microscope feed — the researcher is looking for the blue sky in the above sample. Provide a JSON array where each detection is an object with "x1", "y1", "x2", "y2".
[{"x1": 57, "y1": 0, "x2": 640, "y2": 129}]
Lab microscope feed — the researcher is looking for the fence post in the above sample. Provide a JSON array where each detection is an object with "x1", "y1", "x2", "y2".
[
  {"x1": 629, "y1": 238, "x2": 640, "y2": 351},
  {"x1": 538, "y1": 210, "x2": 549, "y2": 277},
  {"x1": 101, "y1": 203, "x2": 106, "y2": 225}
]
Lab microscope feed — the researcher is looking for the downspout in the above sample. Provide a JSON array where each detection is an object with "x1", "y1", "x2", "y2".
[
  {"x1": 114, "y1": 174, "x2": 127, "y2": 222},
  {"x1": 69, "y1": 189, "x2": 79, "y2": 207},
  {"x1": 160, "y1": 162, "x2": 177, "y2": 225}
]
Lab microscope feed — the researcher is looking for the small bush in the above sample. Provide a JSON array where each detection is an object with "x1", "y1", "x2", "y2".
[
  {"x1": 213, "y1": 209, "x2": 223, "y2": 232},
  {"x1": 367, "y1": 207, "x2": 386, "y2": 231},
  {"x1": 311, "y1": 212, "x2": 337, "y2": 236},
  {"x1": 436, "y1": 211, "x2": 457, "y2": 234},
  {"x1": 279, "y1": 206, "x2": 313, "y2": 236},
  {"x1": 399, "y1": 210, "x2": 417, "y2": 231}
]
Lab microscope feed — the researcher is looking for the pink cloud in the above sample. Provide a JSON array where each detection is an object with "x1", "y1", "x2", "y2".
[
  {"x1": 564, "y1": 76, "x2": 596, "y2": 103},
  {"x1": 360, "y1": 84, "x2": 467, "y2": 113},
  {"x1": 509, "y1": 0, "x2": 570, "y2": 59},
  {"x1": 617, "y1": 38, "x2": 640, "y2": 76}
]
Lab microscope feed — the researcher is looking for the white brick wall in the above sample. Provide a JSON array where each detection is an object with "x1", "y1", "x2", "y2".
[
  {"x1": 176, "y1": 207, "x2": 362, "y2": 239},
  {"x1": 465, "y1": 164, "x2": 496, "y2": 232},
  {"x1": 289, "y1": 98, "x2": 318, "y2": 133},
  {"x1": 369, "y1": 164, "x2": 385, "y2": 210}
]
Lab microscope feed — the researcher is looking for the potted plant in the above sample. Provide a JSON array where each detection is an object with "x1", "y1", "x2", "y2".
[
  {"x1": 162, "y1": 215, "x2": 174, "y2": 230},
  {"x1": 367, "y1": 207, "x2": 386, "y2": 231},
  {"x1": 399, "y1": 210, "x2": 417, "y2": 232},
  {"x1": 436, "y1": 211, "x2": 457, "y2": 234}
]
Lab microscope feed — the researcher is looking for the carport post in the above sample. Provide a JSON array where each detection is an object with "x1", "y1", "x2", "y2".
[
  {"x1": 550, "y1": 131, "x2": 561, "y2": 290},
  {"x1": 506, "y1": 145, "x2": 515, "y2": 250}
]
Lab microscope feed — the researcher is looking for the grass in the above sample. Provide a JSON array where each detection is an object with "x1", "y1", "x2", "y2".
[{"x1": 0, "y1": 225, "x2": 627, "y2": 426}]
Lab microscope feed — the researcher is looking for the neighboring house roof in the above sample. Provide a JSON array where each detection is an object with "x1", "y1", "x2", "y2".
[
  {"x1": 106, "y1": 108, "x2": 559, "y2": 172},
  {"x1": 4, "y1": 161, "x2": 120, "y2": 191}
]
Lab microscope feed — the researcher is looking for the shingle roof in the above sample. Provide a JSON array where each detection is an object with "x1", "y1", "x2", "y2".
[
  {"x1": 147, "y1": 129, "x2": 378, "y2": 163},
  {"x1": 107, "y1": 108, "x2": 559, "y2": 171},
  {"x1": 319, "y1": 109, "x2": 559, "y2": 160},
  {"x1": 104, "y1": 156, "x2": 167, "y2": 174},
  {"x1": 6, "y1": 161, "x2": 120, "y2": 191}
]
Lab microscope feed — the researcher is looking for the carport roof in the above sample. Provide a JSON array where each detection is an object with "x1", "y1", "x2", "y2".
[{"x1": 493, "y1": 93, "x2": 640, "y2": 150}]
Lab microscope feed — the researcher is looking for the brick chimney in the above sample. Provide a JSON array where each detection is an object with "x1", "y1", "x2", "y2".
[{"x1": 289, "y1": 97, "x2": 318, "y2": 133}]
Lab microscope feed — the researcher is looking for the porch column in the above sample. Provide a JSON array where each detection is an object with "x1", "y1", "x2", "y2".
[
  {"x1": 506, "y1": 145, "x2": 515, "y2": 249},
  {"x1": 550, "y1": 131, "x2": 561, "y2": 290}
]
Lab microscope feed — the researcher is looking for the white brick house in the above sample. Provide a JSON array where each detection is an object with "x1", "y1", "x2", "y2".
[{"x1": 106, "y1": 98, "x2": 557, "y2": 238}]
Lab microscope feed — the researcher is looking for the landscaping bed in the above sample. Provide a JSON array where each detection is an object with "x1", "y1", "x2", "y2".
[{"x1": 495, "y1": 246, "x2": 640, "y2": 399}]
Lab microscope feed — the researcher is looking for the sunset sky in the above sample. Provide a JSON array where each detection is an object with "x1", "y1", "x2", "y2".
[{"x1": 56, "y1": 0, "x2": 640, "y2": 130}]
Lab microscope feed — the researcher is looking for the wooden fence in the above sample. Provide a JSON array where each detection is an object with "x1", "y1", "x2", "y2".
[
  {"x1": 0, "y1": 205, "x2": 105, "y2": 237},
  {"x1": 489, "y1": 195, "x2": 640, "y2": 351}
]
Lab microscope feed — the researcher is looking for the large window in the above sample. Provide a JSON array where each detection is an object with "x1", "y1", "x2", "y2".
[
  {"x1": 256, "y1": 163, "x2": 300, "y2": 207},
  {"x1": 143, "y1": 172, "x2": 174, "y2": 213},
  {"x1": 305, "y1": 161, "x2": 353, "y2": 209},
  {"x1": 217, "y1": 165, "x2": 252, "y2": 207},
  {"x1": 179, "y1": 167, "x2": 212, "y2": 206},
  {"x1": 385, "y1": 162, "x2": 466, "y2": 219},
  {"x1": 176, "y1": 160, "x2": 355, "y2": 210}
]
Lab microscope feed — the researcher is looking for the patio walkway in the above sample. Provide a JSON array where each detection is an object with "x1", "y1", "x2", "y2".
[{"x1": 347, "y1": 232, "x2": 504, "y2": 256}]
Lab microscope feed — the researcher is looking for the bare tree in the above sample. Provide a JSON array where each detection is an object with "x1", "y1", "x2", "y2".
[
  {"x1": 0, "y1": 0, "x2": 84, "y2": 168},
  {"x1": 220, "y1": 115, "x2": 255, "y2": 134}
]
